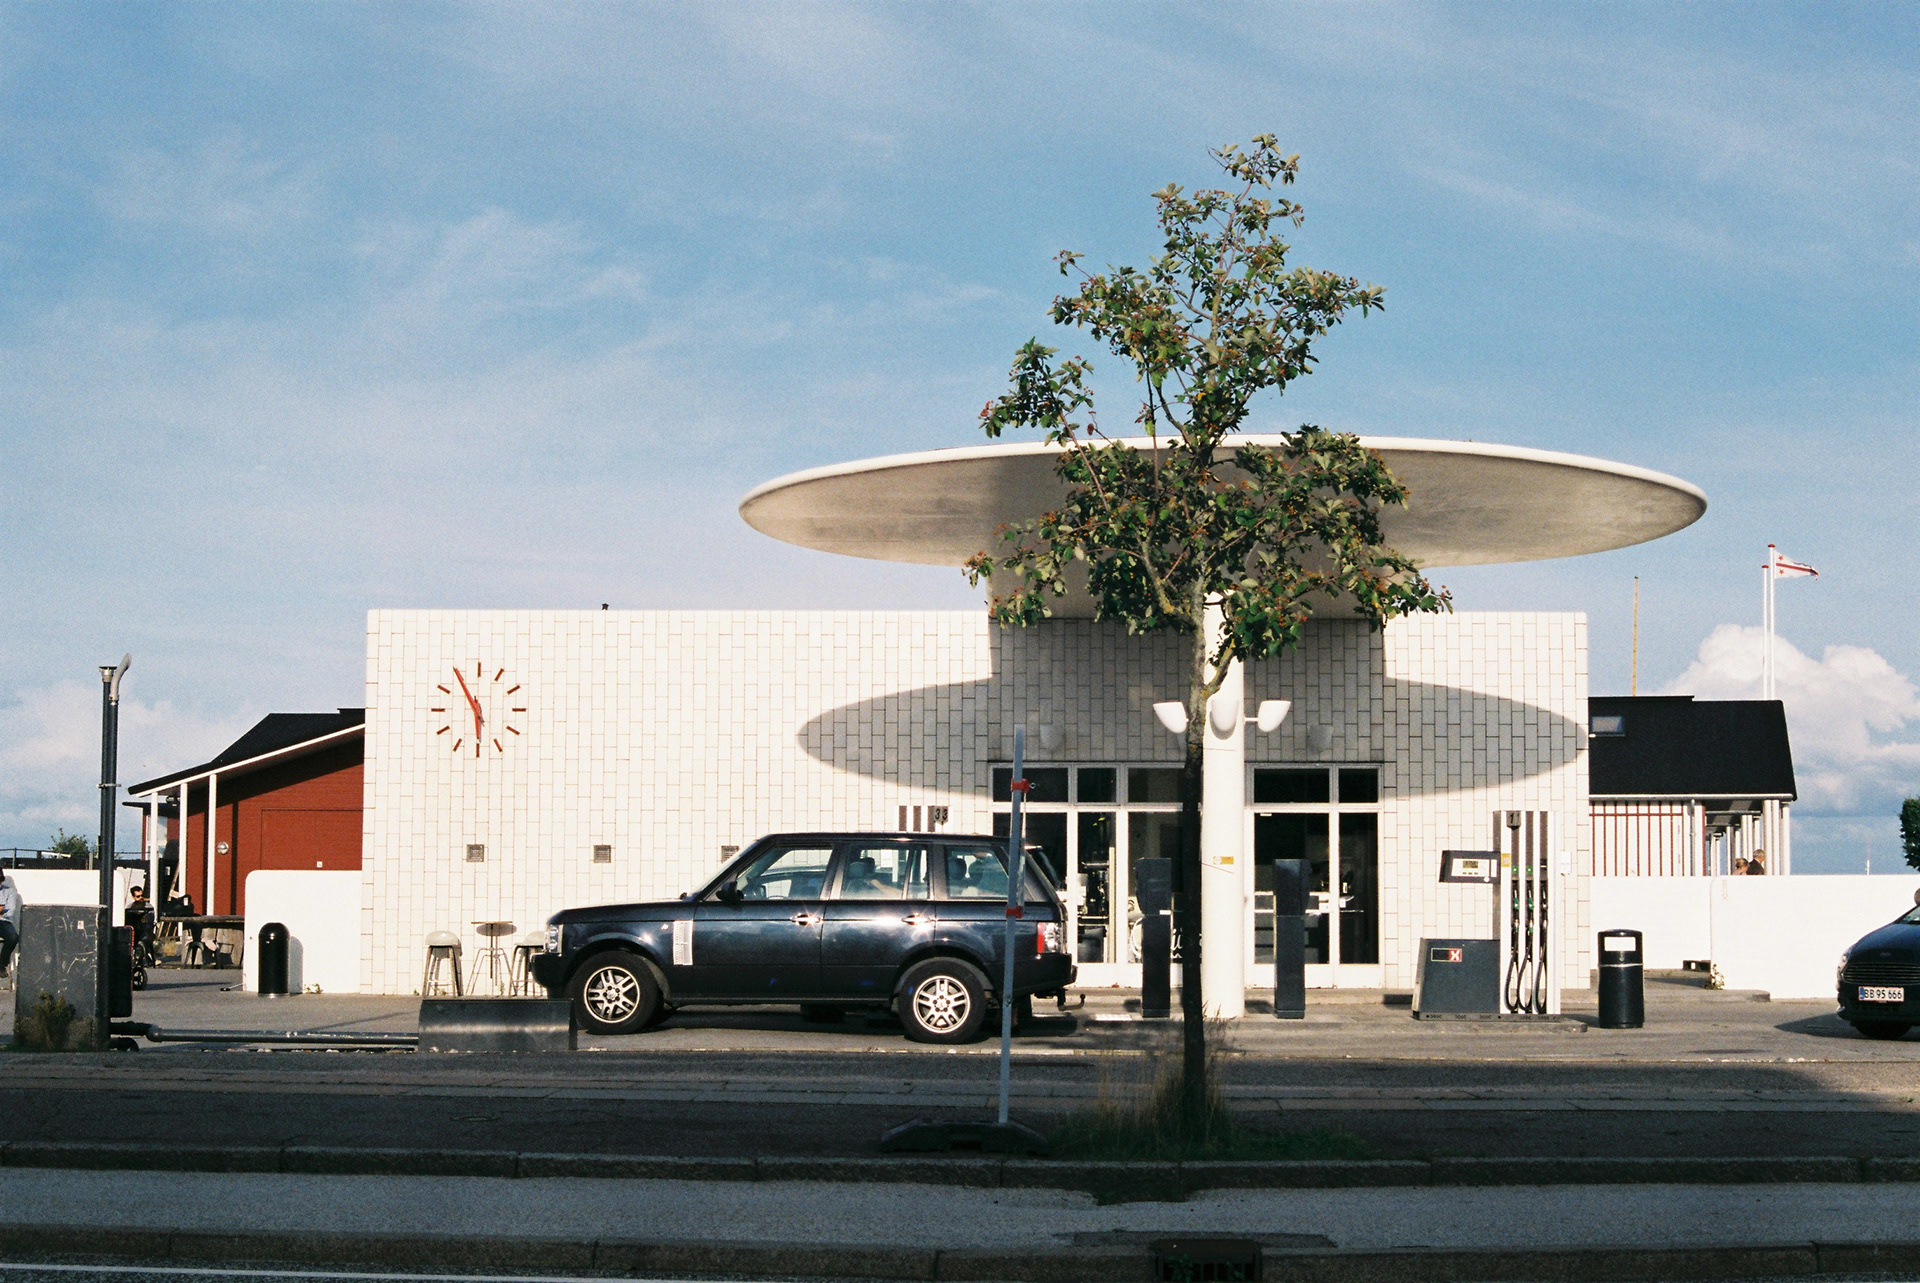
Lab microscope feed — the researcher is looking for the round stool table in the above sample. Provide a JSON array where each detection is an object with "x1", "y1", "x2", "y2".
[{"x1": 471, "y1": 921, "x2": 516, "y2": 995}]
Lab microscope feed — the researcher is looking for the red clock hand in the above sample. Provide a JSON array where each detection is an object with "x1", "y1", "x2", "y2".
[{"x1": 453, "y1": 668, "x2": 484, "y2": 737}]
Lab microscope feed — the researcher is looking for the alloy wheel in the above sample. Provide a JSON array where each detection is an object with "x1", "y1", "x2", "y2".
[
  {"x1": 585, "y1": 966, "x2": 640, "y2": 1022},
  {"x1": 913, "y1": 974, "x2": 970, "y2": 1034}
]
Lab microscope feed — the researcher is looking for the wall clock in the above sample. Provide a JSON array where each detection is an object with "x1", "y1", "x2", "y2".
[{"x1": 430, "y1": 662, "x2": 526, "y2": 757}]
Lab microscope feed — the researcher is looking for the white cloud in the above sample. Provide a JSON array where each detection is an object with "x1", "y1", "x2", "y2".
[
  {"x1": 0, "y1": 683, "x2": 248, "y2": 850},
  {"x1": 1663, "y1": 624, "x2": 1920, "y2": 814}
]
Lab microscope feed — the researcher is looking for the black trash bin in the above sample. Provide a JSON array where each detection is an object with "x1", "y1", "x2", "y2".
[
  {"x1": 258, "y1": 922, "x2": 291, "y2": 997},
  {"x1": 1597, "y1": 929, "x2": 1644, "y2": 1028},
  {"x1": 108, "y1": 925, "x2": 135, "y2": 1018}
]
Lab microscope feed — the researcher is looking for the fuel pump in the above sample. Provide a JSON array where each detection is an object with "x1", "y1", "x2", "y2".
[{"x1": 1497, "y1": 811, "x2": 1562, "y2": 1016}]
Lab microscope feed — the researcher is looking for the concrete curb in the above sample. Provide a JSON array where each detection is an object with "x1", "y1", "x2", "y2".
[
  {"x1": 0, "y1": 1140, "x2": 1911, "y2": 1195},
  {"x1": 3, "y1": 1224, "x2": 1920, "y2": 1282}
]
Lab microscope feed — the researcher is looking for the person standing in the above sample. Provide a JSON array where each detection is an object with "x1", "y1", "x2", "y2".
[{"x1": 0, "y1": 867, "x2": 21, "y2": 978}]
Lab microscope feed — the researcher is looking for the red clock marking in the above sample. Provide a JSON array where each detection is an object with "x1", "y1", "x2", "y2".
[
  {"x1": 436, "y1": 726, "x2": 449, "y2": 735},
  {"x1": 429, "y1": 707, "x2": 446, "y2": 713},
  {"x1": 493, "y1": 738, "x2": 503, "y2": 752},
  {"x1": 510, "y1": 707, "x2": 526, "y2": 712},
  {"x1": 507, "y1": 726, "x2": 520, "y2": 735},
  {"x1": 494, "y1": 668, "x2": 504, "y2": 682},
  {"x1": 436, "y1": 685, "x2": 450, "y2": 694},
  {"x1": 475, "y1": 662, "x2": 482, "y2": 678},
  {"x1": 452, "y1": 738, "x2": 463, "y2": 752}
]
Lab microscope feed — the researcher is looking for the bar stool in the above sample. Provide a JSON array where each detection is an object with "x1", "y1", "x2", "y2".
[
  {"x1": 422, "y1": 930, "x2": 464, "y2": 996},
  {"x1": 471, "y1": 921, "x2": 515, "y2": 995},
  {"x1": 508, "y1": 931, "x2": 545, "y2": 996}
]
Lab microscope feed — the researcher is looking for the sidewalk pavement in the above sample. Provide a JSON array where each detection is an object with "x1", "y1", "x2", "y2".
[{"x1": 0, "y1": 1165, "x2": 1914, "y2": 1281}]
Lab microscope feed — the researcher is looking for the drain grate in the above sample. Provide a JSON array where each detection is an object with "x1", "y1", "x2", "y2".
[{"x1": 1151, "y1": 1237, "x2": 1260, "y2": 1282}]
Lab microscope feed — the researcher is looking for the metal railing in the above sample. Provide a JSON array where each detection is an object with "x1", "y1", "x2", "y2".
[{"x1": 0, "y1": 848, "x2": 148, "y2": 870}]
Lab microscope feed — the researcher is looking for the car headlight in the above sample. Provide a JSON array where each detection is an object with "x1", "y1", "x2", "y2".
[
  {"x1": 1837, "y1": 951, "x2": 1851, "y2": 984},
  {"x1": 546, "y1": 924, "x2": 562, "y2": 953}
]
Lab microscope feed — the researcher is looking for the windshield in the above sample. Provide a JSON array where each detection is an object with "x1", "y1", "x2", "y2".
[{"x1": 1898, "y1": 905, "x2": 1920, "y2": 925}]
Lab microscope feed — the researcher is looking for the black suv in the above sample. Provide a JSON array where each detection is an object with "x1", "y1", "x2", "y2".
[{"x1": 531, "y1": 832, "x2": 1075, "y2": 1043}]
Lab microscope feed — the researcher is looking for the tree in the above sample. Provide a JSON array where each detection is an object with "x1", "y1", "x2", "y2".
[
  {"x1": 966, "y1": 137, "x2": 1450, "y2": 1134},
  {"x1": 48, "y1": 829, "x2": 93, "y2": 859},
  {"x1": 1901, "y1": 798, "x2": 1920, "y2": 872}
]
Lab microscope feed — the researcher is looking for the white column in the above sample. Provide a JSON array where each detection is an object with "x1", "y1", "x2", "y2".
[
  {"x1": 1200, "y1": 599, "x2": 1246, "y2": 1019},
  {"x1": 146, "y1": 796, "x2": 159, "y2": 900},
  {"x1": 206, "y1": 771, "x2": 219, "y2": 914},
  {"x1": 1781, "y1": 803, "x2": 1792, "y2": 874},
  {"x1": 178, "y1": 781, "x2": 189, "y2": 900}
]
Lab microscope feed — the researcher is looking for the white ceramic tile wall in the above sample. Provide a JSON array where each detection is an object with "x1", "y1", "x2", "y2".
[{"x1": 361, "y1": 610, "x2": 1587, "y2": 994}]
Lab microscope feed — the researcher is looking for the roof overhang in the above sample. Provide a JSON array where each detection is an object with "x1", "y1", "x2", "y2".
[{"x1": 126, "y1": 724, "x2": 364, "y2": 799}]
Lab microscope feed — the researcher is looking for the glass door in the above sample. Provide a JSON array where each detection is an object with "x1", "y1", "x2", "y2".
[{"x1": 1250, "y1": 766, "x2": 1382, "y2": 988}]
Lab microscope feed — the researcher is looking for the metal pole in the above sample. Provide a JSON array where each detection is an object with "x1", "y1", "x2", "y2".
[
  {"x1": 997, "y1": 727, "x2": 1026, "y2": 1127},
  {"x1": 96, "y1": 655, "x2": 130, "y2": 1037}
]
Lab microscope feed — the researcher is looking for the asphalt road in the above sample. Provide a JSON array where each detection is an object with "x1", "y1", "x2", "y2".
[{"x1": 5, "y1": 969, "x2": 1914, "y2": 1161}]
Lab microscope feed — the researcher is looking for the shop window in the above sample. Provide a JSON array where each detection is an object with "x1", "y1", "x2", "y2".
[
  {"x1": 1253, "y1": 769, "x2": 1329, "y2": 804},
  {"x1": 1127, "y1": 767, "x2": 1188, "y2": 803},
  {"x1": 1338, "y1": 769, "x2": 1379, "y2": 804},
  {"x1": 992, "y1": 767, "x2": 1069, "y2": 803},
  {"x1": 1077, "y1": 767, "x2": 1117, "y2": 804},
  {"x1": 993, "y1": 811, "x2": 1067, "y2": 887}
]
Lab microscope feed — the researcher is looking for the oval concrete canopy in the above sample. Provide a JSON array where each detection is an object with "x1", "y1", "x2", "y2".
[{"x1": 741, "y1": 436, "x2": 1706, "y2": 579}]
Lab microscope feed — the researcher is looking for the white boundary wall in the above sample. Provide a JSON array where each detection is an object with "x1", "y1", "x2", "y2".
[
  {"x1": 1591, "y1": 875, "x2": 1920, "y2": 999},
  {"x1": 243, "y1": 871, "x2": 362, "y2": 994}
]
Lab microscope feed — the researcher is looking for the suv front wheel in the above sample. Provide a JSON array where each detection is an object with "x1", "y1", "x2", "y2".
[
  {"x1": 899, "y1": 958, "x2": 988, "y2": 1044},
  {"x1": 570, "y1": 953, "x2": 660, "y2": 1035}
]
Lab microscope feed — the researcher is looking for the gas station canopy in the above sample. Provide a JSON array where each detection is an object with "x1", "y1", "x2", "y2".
[{"x1": 740, "y1": 435, "x2": 1707, "y2": 581}]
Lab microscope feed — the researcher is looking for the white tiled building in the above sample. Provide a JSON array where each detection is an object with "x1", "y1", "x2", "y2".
[{"x1": 359, "y1": 608, "x2": 1592, "y2": 997}]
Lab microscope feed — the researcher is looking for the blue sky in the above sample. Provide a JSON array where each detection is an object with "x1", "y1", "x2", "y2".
[{"x1": 2, "y1": 3, "x2": 1915, "y2": 867}]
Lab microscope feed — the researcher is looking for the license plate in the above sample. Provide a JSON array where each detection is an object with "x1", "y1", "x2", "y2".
[{"x1": 1859, "y1": 986, "x2": 1905, "y2": 1003}]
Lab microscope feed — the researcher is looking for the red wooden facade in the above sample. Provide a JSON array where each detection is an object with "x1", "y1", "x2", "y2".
[{"x1": 161, "y1": 741, "x2": 363, "y2": 916}]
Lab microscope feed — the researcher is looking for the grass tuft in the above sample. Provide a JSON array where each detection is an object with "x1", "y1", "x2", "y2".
[{"x1": 1047, "y1": 1019, "x2": 1374, "y2": 1162}]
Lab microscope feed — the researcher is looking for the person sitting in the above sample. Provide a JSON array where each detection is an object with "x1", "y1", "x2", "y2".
[
  {"x1": 124, "y1": 885, "x2": 156, "y2": 960},
  {"x1": 0, "y1": 867, "x2": 20, "y2": 978}
]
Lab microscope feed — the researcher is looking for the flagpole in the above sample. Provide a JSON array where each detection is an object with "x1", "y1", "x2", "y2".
[{"x1": 1763, "y1": 545, "x2": 1775, "y2": 701}]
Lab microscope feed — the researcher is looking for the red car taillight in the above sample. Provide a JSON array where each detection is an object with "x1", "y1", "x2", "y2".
[{"x1": 1037, "y1": 921, "x2": 1063, "y2": 955}]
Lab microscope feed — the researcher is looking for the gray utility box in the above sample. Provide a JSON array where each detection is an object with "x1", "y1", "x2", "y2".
[
  {"x1": 1414, "y1": 937, "x2": 1500, "y2": 1017},
  {"x1": 15, "y1": 904, "x2": 105, "y2": 1047}
]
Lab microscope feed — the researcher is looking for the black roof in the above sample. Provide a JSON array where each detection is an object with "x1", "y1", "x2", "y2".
[
  {"x1": 1588, "y1": 696, "x2": 1795, "y2": 800},
  {"x1": 127, "y1": 709, "x2": 364, "y2": 795}
]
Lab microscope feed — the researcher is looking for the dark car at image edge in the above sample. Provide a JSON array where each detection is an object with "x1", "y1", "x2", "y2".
[
  {"x1": 1836, "y1": 900, "x2": 1920, "y2": 1040},
  {"x1": 530, "y1": 831, "x2": 1074, "y2": 1043}
]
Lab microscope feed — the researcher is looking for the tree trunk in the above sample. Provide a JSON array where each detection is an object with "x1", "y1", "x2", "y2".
[{"x1": 1178, "y1": 602, "x2": 1209, "y2": 1133}]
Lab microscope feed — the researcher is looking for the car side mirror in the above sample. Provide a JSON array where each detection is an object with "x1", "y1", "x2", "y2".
[{"x1": 715, "y1": 882, "x2": 743, "y2": 904}]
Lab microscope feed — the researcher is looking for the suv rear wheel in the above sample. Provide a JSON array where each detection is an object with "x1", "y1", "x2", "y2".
[
  {"x1": 570, "y1": 953, "x2": 660, "y2": 1035},
  {"x1": 899, "y1": 959, "x2": 988, "y2": 1044}
]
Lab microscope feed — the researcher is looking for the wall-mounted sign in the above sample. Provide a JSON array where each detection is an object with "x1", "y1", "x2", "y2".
[{"x1": 1440, "y1": 850, "x2": 1499, "y2": 884}]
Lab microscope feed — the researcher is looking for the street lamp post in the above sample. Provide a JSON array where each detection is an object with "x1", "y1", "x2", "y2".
[{"x1": 96, "y1": 654, "x2": 130, "y2": 1041}]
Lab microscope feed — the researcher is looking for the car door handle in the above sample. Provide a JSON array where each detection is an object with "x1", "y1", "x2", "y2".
[
  {"x1": 902, "y1": 913, "x2": 931, "y2": 926},
  {"x1": 791, "y1": 912, "x2": 822, "y2": 927}
]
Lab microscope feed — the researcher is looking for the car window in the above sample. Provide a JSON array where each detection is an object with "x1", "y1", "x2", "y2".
[
  {"x1": 1901, "y1": 906, "x2": 1920, "y2": 925},
  {"x1": 725, "y1": 844, "x2": 835, "y2": 901},
  {"x1": 836, "y1": 845, "x2": 929, "y2": 901},
  {"x1": 942, "y1": 845, "x2": 1012, "y2": 900}
]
